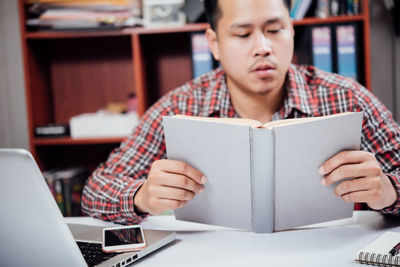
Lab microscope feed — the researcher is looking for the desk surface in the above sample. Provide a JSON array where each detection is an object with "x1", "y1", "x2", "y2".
[{"x1": 65, "y1": 211, "x2": 400, "y2": 267}]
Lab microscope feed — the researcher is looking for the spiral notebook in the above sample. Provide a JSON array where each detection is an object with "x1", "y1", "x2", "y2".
[{"x1": 356, "y1": 232, "x2": 400, "y2": 266}]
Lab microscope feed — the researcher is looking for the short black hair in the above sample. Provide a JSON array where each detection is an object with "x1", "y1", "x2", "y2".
[
  {"x1": 204, "y1": 0, "x2": 290, "y2": 31},
  {"x1": 204, "y1": 0, "x2": 221, "y2": 31}
]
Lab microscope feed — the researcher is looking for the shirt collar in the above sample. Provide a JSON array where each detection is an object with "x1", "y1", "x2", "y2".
[
  {"x1": 201, "y1": 67, "x2": 238, "y2": 118},
  {"x1": 277, "y1": 64, "x2": 320, "y2": 119},
  {"x1": 203, "y1": 65, "x2": 320, "y2": 119}
]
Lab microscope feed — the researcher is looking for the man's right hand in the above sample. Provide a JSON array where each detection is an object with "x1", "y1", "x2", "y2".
[{"x1": 133, "y1": 159, "x2": 207, "y2": 215}]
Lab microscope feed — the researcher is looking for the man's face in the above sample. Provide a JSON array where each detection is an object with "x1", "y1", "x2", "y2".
[{"x1": 207, "y1": 0, "x2": 294, "y2": 96}]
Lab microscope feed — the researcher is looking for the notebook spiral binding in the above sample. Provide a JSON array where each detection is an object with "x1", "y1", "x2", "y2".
[{"x1": 359, "y1": 251, "x2": 400, "y2": 266}]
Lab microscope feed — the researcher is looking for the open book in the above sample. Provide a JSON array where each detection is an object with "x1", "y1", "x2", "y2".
[{"x1": 162, "y1": 112, "x2": 363, "y2": 233}]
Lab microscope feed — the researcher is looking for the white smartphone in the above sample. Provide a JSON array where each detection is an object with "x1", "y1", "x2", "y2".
[{"x1": 102, "y1": 225, "x2": 147, "y2": 253}]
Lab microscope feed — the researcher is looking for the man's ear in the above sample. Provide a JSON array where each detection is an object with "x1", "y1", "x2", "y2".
[
  {"x1": 289, "y1": 17, "x2": 295, "y2": 37},
  {"x1": 206, "y1": 28, "x2": 220, "y2": 61}
]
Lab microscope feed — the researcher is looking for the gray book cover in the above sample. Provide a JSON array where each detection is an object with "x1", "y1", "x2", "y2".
[
  {"x1": 162, "y1": 112, "x2": 363, "y2": 232},
  {"x1": 273, "y1": 113, "x2": 362, "y2": 230},
  {"x1": 163, "y1": 117, "x2": 254, "y2": 230}
]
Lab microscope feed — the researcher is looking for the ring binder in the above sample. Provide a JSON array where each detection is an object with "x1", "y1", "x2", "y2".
[{"x1": 356, "y1": 232, "x2": 400, "y2": 266}]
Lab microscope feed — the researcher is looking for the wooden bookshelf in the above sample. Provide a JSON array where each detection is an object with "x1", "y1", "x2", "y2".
[
  {"x1": 33, "y1": 137, "x2": 124, "y2": 146},
  {"x1": 18, "y1": 0, "x2": 371, "y2": 170},
  {"x1": 23, "y1": 23, "x2": 210, "y2": 39}
]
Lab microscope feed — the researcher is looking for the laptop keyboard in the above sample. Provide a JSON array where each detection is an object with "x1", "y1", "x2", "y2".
[{"x1": 76, "y1": 241, "x2": 118, "y2": 267}]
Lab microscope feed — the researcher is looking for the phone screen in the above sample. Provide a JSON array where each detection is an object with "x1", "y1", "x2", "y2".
[{"x1": 104, "y1": 227, "x2": 144, "y2": 247}]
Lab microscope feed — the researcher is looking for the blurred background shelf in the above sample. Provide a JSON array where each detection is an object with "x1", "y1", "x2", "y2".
[{"x1": 18, "y1": 0, "x2": 371, "y2": 170}]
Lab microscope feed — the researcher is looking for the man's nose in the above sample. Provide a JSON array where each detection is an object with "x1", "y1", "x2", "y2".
[{"x1": 253, "y1": 33, "x2": 272, "y2": 57}]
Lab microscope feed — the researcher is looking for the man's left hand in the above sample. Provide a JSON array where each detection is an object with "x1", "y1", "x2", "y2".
[{"x1": 319, "y1": 151, "x2": 398, "y2": 210}]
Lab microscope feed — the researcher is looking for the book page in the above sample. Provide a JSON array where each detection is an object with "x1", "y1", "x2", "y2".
[
  {"x1": 174, "y1": 115, "x2": 262, "y2": 127},
  {"x1": 261, "y1": 112, "x2": 353, "y2": 129},
  {"x1": 174, "y1": 112, "x2": 355, "y2": 129}
]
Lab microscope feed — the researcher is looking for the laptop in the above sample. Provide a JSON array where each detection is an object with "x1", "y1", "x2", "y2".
[{"x1": 0, "y1": 149, "x2": 176, "y2": 267}]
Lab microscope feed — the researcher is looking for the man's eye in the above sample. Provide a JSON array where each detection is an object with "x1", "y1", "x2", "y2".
[
  {"x1": 236, "y1": 33, "x2": 250, "y2": 38},
  {"x1": 268, "y1": 29, "x2": 281, "y2": 34}
]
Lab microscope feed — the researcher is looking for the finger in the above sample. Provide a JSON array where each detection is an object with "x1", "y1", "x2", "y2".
[
  {"x1": 323, "y1": 161, "x2": 384, "y2": 186},
  {"x1": 154, "y1": 186, "x2": 197, "y2": 201},
  {"x1": 154, "y1": 199, "x2": 188, "y2": 213},
  {"x1": 340, "y1": 190, "x2": 373, "y2": 203},
  {"x1": 319, "y1": 151, "x2": 372, "y2": 176},
  {"x1": 323, "y1": 163, "x2": 360, "y2": 186},
  {"x1": 156, "y1": 172, "x2": 205, "y2": 194},
  {"x1": 334, "y1": 177, "x2": 374, "y2": 197},
  {"x1": 157, "y1": 159, "x2": 207, "y2": 185}
]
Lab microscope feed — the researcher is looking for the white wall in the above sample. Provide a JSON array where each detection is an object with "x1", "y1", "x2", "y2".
[{"x1": 0, "y1": 0, "x2": 29, "y2": 149}]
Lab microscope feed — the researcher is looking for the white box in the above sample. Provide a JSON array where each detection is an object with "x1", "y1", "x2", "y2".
[
  {"x1": 69, "y1": 111, "x2": 139, "y2": 139},
  {"x1": 143, "y1": 0, "x2": 186, "y2": 28}
]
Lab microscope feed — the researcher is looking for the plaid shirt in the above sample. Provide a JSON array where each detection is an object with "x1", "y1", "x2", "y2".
[{"x1": 82, "y1": 64, "x2": 400, "y2": 224}]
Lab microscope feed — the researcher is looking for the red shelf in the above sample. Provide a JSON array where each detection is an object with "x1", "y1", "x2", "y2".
[
  {"x1": 134, "y1": 23, "x2": 210, "y2": 35},
  {"x1": 33, "y1": 137, "x2": 124, "y2": 146},
  {"x1": 293, "y1": 15, "x2": 365, "y2": 26},
  {"x1": 24, "y1": 28, "x2": 134, "y2": 39},
  {"x1": 24, "y1": 23, "x2": 210, "y2": 39}
]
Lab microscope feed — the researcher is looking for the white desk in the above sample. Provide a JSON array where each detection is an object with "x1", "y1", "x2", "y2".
[{"x1": 65, "y1": 211, "x2": 400, "y2": 267}]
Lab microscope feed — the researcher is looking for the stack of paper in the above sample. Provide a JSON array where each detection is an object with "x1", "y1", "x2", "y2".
[{"x1": 26, "y1": 0, "x2": 143, "y2": 30}]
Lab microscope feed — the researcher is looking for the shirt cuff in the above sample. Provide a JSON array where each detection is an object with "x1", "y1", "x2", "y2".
[
  {"x1": 381, "y1": 173, "x2": 400, "y2": 214},
  {"x1": 119, "y1": 180, "x2": 149, "y2": 223}
]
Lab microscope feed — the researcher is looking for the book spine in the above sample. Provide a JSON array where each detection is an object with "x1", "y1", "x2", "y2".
[
  {"x1": 54, "y1": 179, "x2": 65, "y2": 216},
  {"x1": 290, "y1": 0, "x2": 302, "y2": 18},
  {"x1": 62, "y1": 178, "x2": 72, "y2": 217},
  {"x1": 294, "y1": 0, "x2": 313, "y2": 20},
  {"x1": 336, "y1": 24, "x2": 358, "y2": 80},
  {"x1": 250, "y1": 128, "x2": 275, "y2": 233},
  {"x1": 338, "y1": 0, "x2": 347, "y2": 15},
  {"x1": 353, "y1": 0, "x2": 360, "y2": 15},
  {"x1": 71, "y1": 176, "x2": 85, "y2": 216},
  {"x1": 347, "y1": 0, "x2": 354, "y2": 15},
  {"x1": 312, "y1": 26, "x2": 333, "y2": 72},
  {"x1": 191, "y1": 32, "x2": 213, "y2": 78},
  {"x1": 316, "y1": 0, "x2": 330, "y2": 18},
  {"x1": 329, "y1": 0, "x2": 340, "y2": 16}
]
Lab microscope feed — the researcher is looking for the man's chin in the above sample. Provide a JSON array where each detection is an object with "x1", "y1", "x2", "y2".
[
  {"x1": 255, "y1": 89, "x2": 274, "y2": 96},
  {"x1": 252, "y1": 83, "x2": 276, "y2": 95}
]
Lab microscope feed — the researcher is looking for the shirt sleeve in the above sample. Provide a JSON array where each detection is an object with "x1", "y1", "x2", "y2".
[
  {"x1": 81, "y1": 95, "x2": 174, "y2": 224},
  {"x1": 356, "y1": 85, "x2": 400, "y2": 215}
]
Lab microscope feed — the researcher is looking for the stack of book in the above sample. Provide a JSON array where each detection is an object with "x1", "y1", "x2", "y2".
[
  {"x1": 43, "y1": 167, "x2": 90, "y2": 217},
  {"x1": 288, "y1": 0, "x2": 361, "y2": 20},
  {"x1": 25, "y1": 0, "x2": 143, "y2": 31}
]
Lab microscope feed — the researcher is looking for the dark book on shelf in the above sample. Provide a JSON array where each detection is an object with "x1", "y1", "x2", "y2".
[
  {"x1": 294, "y1": 23, "x2": 360, "y2": 82},
  {"x1": 191, "y1": 32, "x2": 214, "y2": 78},
  {"x1": 335, "y1": 24, "x2": 359, "y2": 81},
  {"x1": 43, "y1": 167, "x2": 90, "y2": 217},
  {"x1": 312, "y1": 26, "x2": 333, "y2": 72},
  {"x1": 293, "y1": 26, "x2": 313, "y2": 65}
]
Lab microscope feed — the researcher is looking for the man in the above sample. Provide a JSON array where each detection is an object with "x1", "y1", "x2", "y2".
[{"x1": 82, "y1": 0, "x2": 400, "y2": 224}]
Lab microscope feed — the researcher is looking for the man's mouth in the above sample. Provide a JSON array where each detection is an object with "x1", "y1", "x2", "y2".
[
  {"x1": 254, "y1": 65, "x2": 274, "y2": 71},
  {"x1": 252, "y1": 64, "x2": 276, "y2": 78}
]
